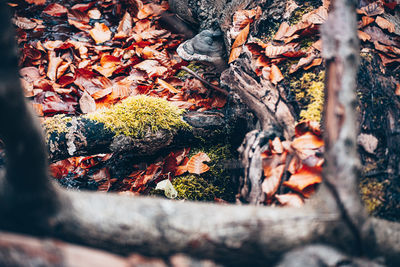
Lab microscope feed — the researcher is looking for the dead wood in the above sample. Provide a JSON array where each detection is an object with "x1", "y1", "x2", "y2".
[{"x1": 0, "y1": 0, "x2": 400, "y2": 266}]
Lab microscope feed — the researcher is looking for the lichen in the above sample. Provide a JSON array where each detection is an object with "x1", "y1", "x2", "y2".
[
  {"x1": 172, "y1": 175, "x2": 220, "y2": 201},
  {"x1": 291, "y1": 71, "x2": 325, "y2": 122},
  {"x1": 85, "y1": 95, "x2": 189, "y2": 138},
  {"x1": 43, "y1": 114, "x2": 72, "y2": 141},
  {"x1": 360, "y1": 180, "x2": 385, "y2": 215}
]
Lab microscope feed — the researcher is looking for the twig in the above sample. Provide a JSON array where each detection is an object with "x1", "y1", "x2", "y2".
[{"x1": 180, "y1": 66, "x2": 229, "y2": 96}]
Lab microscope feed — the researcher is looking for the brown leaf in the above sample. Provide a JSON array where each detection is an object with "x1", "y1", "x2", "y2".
[
  {"x1": 302, "y1": 6, "x2": 328, "y2": 25},
  {"x1": 12, "y1": 16, "x2": 37, "y2": 30},
  {"x1": 157, "y1": 78, "x2": 180, "y2": 93},
  {"x1": 24, "y1": 0, "x2": 46, "y2": 5},
  {"x1": 186, "y1": 152, "x2": 211, "y2": 175},
  {"x1": 275, "y1": 193, "x2": 304, "y2": 207},
  {"x1": 265, "y1": 43, "x2": 296, "y2": 58},
  {"x1": 375, "y1": 16, "x2": 395, "y2": 33},
  {"x1": 291, "y1": 132, "x2": 324, "y2": 151},
  {"x1": 262, "y1": 164, "x2": 285, "y2": 198},
  {"x1": 361, "y1": 16, "x2": 375, "y2": 28},
  {"x1": 396, "y1": 83, "x2": 400, "y2": 96},
  {"x1": 283, "y1": 166, "x2": 322, "y2": 193},
  {"x1": 303, "y1": 58, "x2": 323, "y2": 70},
  {"x1": 358, "y1": 30, "x2": 371, "y2": 42},
  {"x1": 47, "y1": 52, "x2": 63, "y2": 81},
  {"x1": 79, "y1": 91, "x2": 96, "y2": 114},
  {"x1": 232, "y1": 23, "x2": 250, "y2": 49},
  {"x1": 357, "y1": 2, "x2": 384, "y2": 17},
  {"x1": 43, "y1": 3, "x2": 68, "y2": 17},
  {"x1": 228, "y1": 47, "x2": 243, "y2": 64},
  {"x1": 274, "y1": 22, "x2": 290, "y2": 41},
  {"x1": 89, "y1": 23, "x2": 112, "y2": 44},
  {"x1": 269, "y1": 64, "x2": 284, "y2": 85},
  {"x1": 134, "y1": 60, "x2": 168, "y2": 78},
  {"x1": 115, "y1": 12, "x2": 133, "y2": 39},
  {"x1": 88, "y1": 9, "x2": 101, "y2": 20}
]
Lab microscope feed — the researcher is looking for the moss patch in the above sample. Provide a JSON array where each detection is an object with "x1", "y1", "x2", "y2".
[
  {"x1": 85, "y1": 95, "x2": 189, "y2": 138},
  {"x1": 172, "y1": 175, "x2": 220, "y2": 201},
  {"x1": 360, "y1": 179, "x2": 385, "y2": 215},
  {"x1": 43, "y1": 114, "x2": 72, "y2": 141},
  {"x1": 291, "y1": 71, "x2": 325, "y2": 122},
  {"x1": 172, "y1": 144, "x2": 237, "y2": 202}
]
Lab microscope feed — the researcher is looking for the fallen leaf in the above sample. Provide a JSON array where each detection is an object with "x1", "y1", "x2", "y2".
[
  {"x1": 275, "y1": 193, "x2": 304, "y2": 207},
  {"x1": 12, "y1": 17, "x2": 37, "y2": 30},
  {"x1": 262, "y1": 164, "x2": 285, "y2": 198},
  {"x1": 186, "y1": 152, "x2": 211, "y2": 175},
  {"x1": 157, "y1": 78, "x2": 180, "y2": 93},
  {"x1": 24, "y1": 0, "x2": 46, "y2": 5},
  {"x1": 79, "y1": 91, "x2": 96, "y2": 114},
  {"x1": 283, "y1": 166, "x2": 322, "y2": 193},
  {"x1": 361, "y1": 16, "x2": 375, "y2": 28},
  {"x1": 292, "y1": 132, "x2": 324, "y2": 151},
  {"x1": 43, "y1": 3, "x2": 68, "y2": 17},
  {"x1": 269, "y1": 64, "x2": 284, "y2": 85},
  {"x1": 229, "y1": 23, "x2": 250, "y2": 63},
  {"x1": 357, "y1": 2, "x2": 384, "y2": 17},
  {"x1": 375, "y1": 16, "x2": 395, "y2": 33},
  {"x1": 274, "y1": 22, "x2": 290, "y2": 41},
  {"x1": 89, "y1": 23, "x2": 112, "y2": 44},
  {"x1": 155, "y1": 179, "x2": 178, "y2": 199},
  {"x1": 358, "y1": 30, "x2": 371, "y2": 42}
]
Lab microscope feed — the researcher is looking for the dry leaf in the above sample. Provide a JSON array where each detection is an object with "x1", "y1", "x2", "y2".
[
  {"x1": 274, "y1": 22, "x2": 290, "y2": 41},
  {"x1": 283, "y1": 166, "x2": 322, "y2": 193},
  {"x1": 375, "y1": 16, "x2": 395, "y2": 33},
  {"x1": 229, "y1": 24, "x2": 250, "y2": 63},
  {"x1": 357, "y1": 3, "x2": 384, "y2": 17},
  {"x1": 24, "y1": 0, "x2": 46, "y2": 5},
  {"x1": 358, "y1": 30, "x2": 371, "y2": 42},
  {"x1": 157, "y1": 78, "x2": 180, "y2": 93},
  {"x1": 262, "y1": 164, "x2": 285, "y2": 198},
  {"x1": 275, "y1": 193, "x2": 304, "y2": 207},
  {"x1": 186, "y1": 152, "x2": 211, "y2": 175},
  {"x1": 89, "y1": 23, "x2": 112, "y2": 44},
  {"x1": 269, "y1": 64, "x2": 284, "y2": 85},
  {"x1": 79, "y1": 91, "x2": 96, "y2": 114},
  {"x1": 361, "y1": 16, "x2": 375, "y2": 28},
  {"x1": 43, "y1": 3, "x2": 68, "y2": 16}
]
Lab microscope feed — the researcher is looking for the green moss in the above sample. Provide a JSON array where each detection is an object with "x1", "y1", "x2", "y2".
[
  {"x1": 43, "y1": 114, "x2": 72, "y2": 141},
  {"x1": 85, "y1": 95, "x2": 189, "y2": 138},
  {"x1": 290, "y1": 71, "x2": 325, "y2": 122},
  {"x1": 172, "y1": 175, "x2": 220, "y2": 201},
  {"x1": 289, "y1": 5, "x2": 315, "y2": 25},
  {"x1": 360, "y1": 180, "x2": 385, "y2": 215},
  {"x1": 176, "y1": 62, "x2": 202, "y2": 78},
  {"x1": 180, "y1": 144, "x2": 237, "y2": 201},
  {"x1": 299, "y1": 36, "x2": 316, "y2": 50}
]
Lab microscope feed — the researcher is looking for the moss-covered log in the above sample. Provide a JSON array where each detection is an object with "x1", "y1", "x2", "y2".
[{"x1": 43, "y1": 95, "x2": 237, "y2": 162}]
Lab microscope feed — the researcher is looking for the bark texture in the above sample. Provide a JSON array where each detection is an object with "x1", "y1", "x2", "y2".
[{"x1": 0, "y1": 0, "x2": 400, "y2": 266}]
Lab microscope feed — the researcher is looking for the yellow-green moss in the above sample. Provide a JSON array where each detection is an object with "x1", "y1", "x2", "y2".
[
  {"x1": 360, "y1": 180, "x2": 385, "y2": 214},
  {"x1": 43, "y1": 114, "x2": 72, "y2": 141},
  {"x1": 289, "y1": 5, "x2": 315, "y2": 25},
  {"x1": 172, "y1": 175, "x2": 220, "y2": 201},
  {"x1": 182, "y1": 144, "x2": 236, "y2": 201},
  {"x1": 291, "y1": 71, "x2": 325, "y2": 122},
  {"x1": 176, "y1": 62, "x2": 202, "y2": 78},
  {"x1": 85, "y1": 95, "x2": 189, "y2": 138}
]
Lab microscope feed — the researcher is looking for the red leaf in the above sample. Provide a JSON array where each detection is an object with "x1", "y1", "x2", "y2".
[{"x1": 43, "y1": 3, "x2": 68, "y2": 17}]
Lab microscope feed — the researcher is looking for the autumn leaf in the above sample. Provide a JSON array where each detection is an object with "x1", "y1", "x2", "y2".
[
  {"x1": 24, "y1": 0, "x2": 46, "y2": 5},
  {"x1": 262, "y1": 164, "x2": 285, "y2": 198},
  {"x1": 275, "y1": 193, "x2": 304, "y2": 207},
  {"x1": 375, "y1": 16, "x2": 395, "y2": 33},
  {"x1": 269, "y1": 64, "x2": 284, "y2": 85},
  {"x1": 157, "y1": 78, "x2": 180, "y2": 94},
  {"x1": 229, "y1": 23, "x2": 250, "y2": 63},
  {"x1": 274, "y1": 22, "x2": 290, "y2": 41},
  {"x1": 358, "y1": 30, "x2": 371, "y2": 42},
  {"x1": 186, "y1": 152, "x2": 211, "y2": 175},
  {"x1": 291, "y1": 132, "x2": 324, "y2": 151},
  {"x1": 283, "y1": 165, "x2": 322, "y2": 194},
  {"x1": 43, "y1": 3, "x2": 68, "y2": 17},
  {"x1": 89, "y1": 23, "x2": 112, "y2": 44},
  {"x1": 357, "y1": 2, "x2": 384, "y2": 17},
  {"x1": 79, "y1": 91, "x2": 96, "y2": 114}
]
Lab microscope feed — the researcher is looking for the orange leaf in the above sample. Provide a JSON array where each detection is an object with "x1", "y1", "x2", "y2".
[
  {"x1": 24, "y1": 0, "x2": 46, "y2": 5},
  {"x1": 79, "y1": 91, "x2": 96, "y2": 114},
  {"x1": 283, "y1": 166, "x2": 322, "y2": 193},
  {"x1": 157, "y1": 78, "x2": 180, "y2": 93},
  {"x1": 228, "y1": 47, "x2": 242, "y2": 64},
  {"x1": 262, "y1": 164, "x2": 285, "y2": 198},
  {"x1": 396, "y1": 83, "x2": 400, "y2": 96},
  {"x1": 375, "y1": 16, "x2": 395, "y2": 33},
  {"x1": 358, "y1": 30, "x2": 371, "y2": 42},
  {"x1": 43, "y1": 3, "x2": 68, "y2": 16},
  {"x1": 361, "y1": 16, "x2": 375, "y2": 28},
  {"x1": 89, "y1": 23, "x2": 112, "y2": 44},
  {"x1": 275, "y1": 193, "x2": 304, "y2": 207},
  {"x1": 232, "y1": 23, "x2": 250, "y2": 49},
  {"x1": 186, "y1": 152, "x2": 211, "y2": 174},
  {"x1": 269, "y1": 64, "x2": 284, "y2": 85},
  {"x1": 291, "y1": 132, "x2": 324, "y2": 151},
  {"x1": 303, "y1": 58, "x2": 323, "y2": 70}
]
